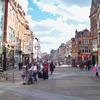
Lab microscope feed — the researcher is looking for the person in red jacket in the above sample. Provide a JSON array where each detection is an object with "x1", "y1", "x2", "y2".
[{"x1": 43, "y1": 61, "x2": 49, "y2": 80}]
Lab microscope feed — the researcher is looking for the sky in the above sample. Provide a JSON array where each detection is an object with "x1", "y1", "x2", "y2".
[{"x1": 19, "y1": 0, "x2": 91, "y2": 53}]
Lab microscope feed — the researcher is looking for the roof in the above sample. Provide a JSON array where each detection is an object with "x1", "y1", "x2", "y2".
[{"x1": 75, "y1": 29, "x2": 90, "y2": 38}]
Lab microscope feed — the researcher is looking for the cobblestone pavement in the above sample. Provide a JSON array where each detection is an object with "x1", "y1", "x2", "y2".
[{"x1": 0, "y1": 66, "x2": 100, "y2": 100}]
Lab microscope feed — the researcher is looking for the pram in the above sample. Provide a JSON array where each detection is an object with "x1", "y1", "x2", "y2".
[
  {"x1": 27, "y1": 70, "x2": 34, "y2": 84},
  {"x1": 22, "y1": 66, "x2": 34, "y2": 85}
]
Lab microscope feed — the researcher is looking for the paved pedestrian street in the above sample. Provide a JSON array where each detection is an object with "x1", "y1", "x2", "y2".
[{"x1": 0, "y1": 66, "x2": 100, "y2": 100}]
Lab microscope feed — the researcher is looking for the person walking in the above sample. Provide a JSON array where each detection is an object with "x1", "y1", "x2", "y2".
[
  {"x1": 50, "y1": 61, "x2": 55, "y2": 75},
  {"x1": 18, "y1": 62, "x2": 23, "y2": 70},
  {"x1": 43, "y1": 61, "x2": 49, "y2": 80},
  {"x1": 37, "y1": 62, "x2": 43, "y2": 79},
  {"x1": 95, "y1": 62, "x2": 99, "y2": 78},
  {"x1": 32, "y1": 63, "x2": 38, "y2": 82}
]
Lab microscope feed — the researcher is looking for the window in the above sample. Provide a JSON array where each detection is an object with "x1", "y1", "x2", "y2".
[
  {"x1": 97, "y1": 15, "x2": 100, "y2": 29},
  {"x1": 97, "y1": 21, "x2": 99, "y2": 30},
  {"x1": 84, "y1": 47, "x2": 88, "y2": 53},
  {"x1": 7, "y1": 27, "x2": 14, "y2": 43},
  {"x1": 83, "y1": 40, "x2": 89, "y2": 45},
  {"x1": 98, "y1": 33, "x2": 100, "y2": 45},
  {"x1": 88, "y1": 49, "x2": 91, "y2": 53}
]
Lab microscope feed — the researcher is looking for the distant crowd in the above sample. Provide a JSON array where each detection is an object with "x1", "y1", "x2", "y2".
[{"x1": 72, "y1": 60, "x2": 100, "y2": 78}]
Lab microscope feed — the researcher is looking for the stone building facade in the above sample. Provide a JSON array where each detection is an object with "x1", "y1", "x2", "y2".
[
  {"x1": 90, "y1": 0, "x2": 100, "y2": 65},
  {"x1": 58, "y1": 43, "x2": 66, "y2": 64},
  {"x1": 1, "y1": 0, "x2": 41, "y2": 70},
  {"x1": 65, "y1": 40, "x2": 72, "y2": 65}
]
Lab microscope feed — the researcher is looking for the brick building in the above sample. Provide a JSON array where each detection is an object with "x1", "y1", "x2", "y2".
[{"x1": 72, "y1": 29, "x2": 92, "y2": 67}]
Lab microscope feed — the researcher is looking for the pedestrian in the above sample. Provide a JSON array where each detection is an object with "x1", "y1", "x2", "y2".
[
  {"x1": 87, "y1": 60, "x2": 91, "y2": 71},
  {"x1": 58, "y1": 61, "x2": 61, "y2": 66},
  {"x1": 18, "y1": 62, "x2": 23, "y2": 70},
  {"x1": 37, "y1": 63, "x2": 43, "y2": 79},
  {"x1": 95, "y1": 62, "x2": 99, "y2": 78},
  {"x1": 43, "y1": 61, "x2": 49, "y2": 80},
  {"x1": 49, "y1": 61, "x2": 55, "y2": 75},
  {"x1": 79, "y1": 62, "x2": 84, "y2": 71},
  {"x1": 32, "y1": 63, "x2": 38, "y2": 82}
]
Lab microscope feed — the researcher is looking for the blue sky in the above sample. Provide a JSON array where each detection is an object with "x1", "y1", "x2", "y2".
[{"x1": 19, "y1": 0, "x2": 91, "y2": 53}]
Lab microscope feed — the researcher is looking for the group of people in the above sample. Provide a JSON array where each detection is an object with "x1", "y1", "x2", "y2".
[
  {"x1": 77, "y1": 61, "x2": 100, "y2": 78},
  {"x1": 76, "y1": 60, "x2": 91, "y2": 71},
  {"x1": 21, "y1": 61, "x2": 55, "y2": 85}
]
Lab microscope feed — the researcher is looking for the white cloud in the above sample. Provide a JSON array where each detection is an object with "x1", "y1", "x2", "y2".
[
  {"x1": 26, "y1": 15, "x2": 90, "y2": 53},
  {"x1": 33, "y1": 0, "x2": 90, "y2": 22},
  {"x1": 22, "y1": 0, "x2": 91, "y2": 53},
  {"x1": 19, "y1": 0, "x2": 29, "y2": 13},
  {"x1": 67, "y1": 5, "x2": 90, "y2": 22}
]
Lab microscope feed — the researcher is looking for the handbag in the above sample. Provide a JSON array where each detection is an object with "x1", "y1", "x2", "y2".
[{"x1": 92, "y1": 67, "x2": 97, "y2": 73}]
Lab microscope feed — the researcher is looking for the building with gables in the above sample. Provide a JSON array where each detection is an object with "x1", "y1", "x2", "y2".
[{"x1": 71, "y1": 29, "x2": 92, "y2": 67}]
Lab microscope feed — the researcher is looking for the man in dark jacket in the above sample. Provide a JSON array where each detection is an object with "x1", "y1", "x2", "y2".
[{"x1": 50, "y1": 62, "x2": 55, "y2": 75}]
